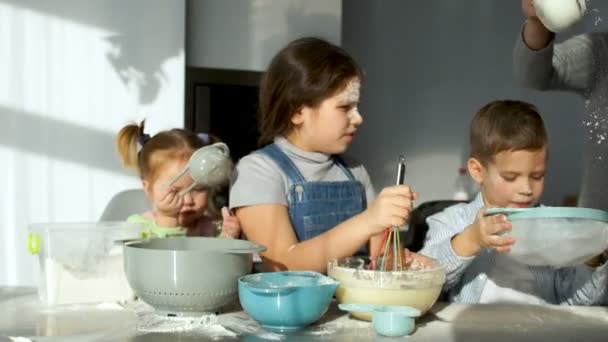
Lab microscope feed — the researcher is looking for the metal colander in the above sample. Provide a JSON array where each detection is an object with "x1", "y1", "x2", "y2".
[{"x1": 123, "y1": 237, "x2": 265, "y2": 316}]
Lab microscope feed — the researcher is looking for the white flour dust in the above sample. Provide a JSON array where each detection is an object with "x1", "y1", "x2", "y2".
[
  {"x1": 338, "y1": 78, "x2": 361, "y2": 122},
  {"x1": 592, "y1": 7, "x2": 602, "y2": 26},
  {"x1": 583, "y1": 99, "x2": 608, "y2": 154},
  {"x1": 582, "y1": 4, "x2": 607, "y2": 156},
  {"x1": 340, "y1": 78, "x2": 360, "y2": 104},
  {"x1": 126, "y1": 300, "x2": 237, "y2": 339}
]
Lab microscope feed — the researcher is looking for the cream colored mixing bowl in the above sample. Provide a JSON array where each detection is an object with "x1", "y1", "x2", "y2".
[{"x1": 327, "y1": 256, "x2": 445, "y2": 321}]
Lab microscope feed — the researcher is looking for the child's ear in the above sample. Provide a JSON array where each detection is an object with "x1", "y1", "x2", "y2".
[
  {"x1": 467, "y1": 157, "x2": 485, "y2": 185},
  {"x1": 142, "y1": 179, "x2": 152, "y2": 198},
  {"x1": 291, "y1": 106, "x2": 310, "y2": 125}
]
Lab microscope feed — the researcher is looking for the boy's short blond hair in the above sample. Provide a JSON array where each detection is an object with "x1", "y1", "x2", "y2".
[{"x1": 470, "y1": 100, "x2": 548, "y2": 165}]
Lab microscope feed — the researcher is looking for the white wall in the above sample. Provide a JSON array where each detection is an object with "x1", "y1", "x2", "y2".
[
  {"x1": 342, "y1": 0, "x2": 605, "y2": 206},
  {"x1": 187, "y1": 0, "x2": 341, "y2": 70},
  {"x1": 0, "y1": 0, "x2": 185, "y2": 286}
]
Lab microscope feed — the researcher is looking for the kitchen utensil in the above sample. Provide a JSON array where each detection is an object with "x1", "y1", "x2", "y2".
[
  {"x1": 238, "y1": 271, "x2": 338, "y2": 332},
  {"x1": 534, "y1": 0, "x2": 587, "y2": 32},
  {"x1": 123, "y1": 237, "x2": 266, "y2": 316},
  {"x1": 372, "y1": 305, "x2": 420, "y2": 337},
  {"x1": 370, "y1": 155, "x2": 406, "y2": 271},
  {"x1": 486, "y1": 206, "x2": 608, "y2": 267},
  {"x1": 166, "y1": 142, "x2": 232, "y2": 195},
  {"x1": 338, "y1": 303, "x2": 421, "y2": 337}
]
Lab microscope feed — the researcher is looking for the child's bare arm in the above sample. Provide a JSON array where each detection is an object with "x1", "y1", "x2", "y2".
[
  {"x1": 235, "y1": 204, "x2": 375, "y2": 273},
  {"x1": 235, "y1": 185, "x2": 415, "y2": 273}
]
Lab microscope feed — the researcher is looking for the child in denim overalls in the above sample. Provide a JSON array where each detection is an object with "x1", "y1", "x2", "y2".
[{"x1": 230, "y1": 38, "x2": 417, "y2": 273}]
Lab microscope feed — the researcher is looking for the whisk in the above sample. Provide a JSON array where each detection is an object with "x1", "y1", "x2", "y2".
[{"x1": 370, "y1": 155, "x2": 407, "y2": 271}]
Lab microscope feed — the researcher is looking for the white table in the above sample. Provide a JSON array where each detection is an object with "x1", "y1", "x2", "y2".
[{"x1": 1, "y1": 287, "x2": 608, "y2": 341}]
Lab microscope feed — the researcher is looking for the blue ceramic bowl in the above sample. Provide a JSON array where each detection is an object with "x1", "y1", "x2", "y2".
[{"x1": 238, "y1": 271, "x2": 338, "y2": 332}]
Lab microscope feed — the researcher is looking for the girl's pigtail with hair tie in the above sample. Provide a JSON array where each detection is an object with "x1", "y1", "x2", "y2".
[
  {"x1": 138, "y1": 133, "x2": 151, "y2": 147},
  {"x1": 197, "y1": 133, "x2": 210, "y2": 145},
  {"x1": 137, "y1": 119, "x2": 150, "y2": 147}
]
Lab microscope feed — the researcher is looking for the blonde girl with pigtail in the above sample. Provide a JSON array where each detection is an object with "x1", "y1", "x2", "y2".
[{"x1": 116, "y1": 121, "x2": 240, "y2": 238}]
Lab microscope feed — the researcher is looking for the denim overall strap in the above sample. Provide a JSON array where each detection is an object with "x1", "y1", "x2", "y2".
[
  {"x1": 334, "y1": 155, "x2": 356, "y2": 181},
  {"x1": 258, "y1": 145, "x2": 367, "y2": 254},
  {"x1": 258, "y1": 144, "x2": 306, "y2": 183}
]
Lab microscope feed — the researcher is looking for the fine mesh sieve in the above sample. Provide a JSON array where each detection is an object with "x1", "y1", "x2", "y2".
[{"x1": 486, "y1": 207, "x2": 608, "y2": 267}]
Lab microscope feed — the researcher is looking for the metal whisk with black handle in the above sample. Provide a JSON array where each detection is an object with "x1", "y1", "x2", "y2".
[{"x1": 373, "y1": 155, "x2": 407, "y2": 271}]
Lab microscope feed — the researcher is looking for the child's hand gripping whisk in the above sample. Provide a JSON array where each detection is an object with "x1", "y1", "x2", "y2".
[{"x1": 370, "y1": 156, "x2": 407, "y2": 271}]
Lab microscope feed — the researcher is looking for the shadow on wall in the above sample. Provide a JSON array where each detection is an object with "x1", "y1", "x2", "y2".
[
  {"x1": 1, "y1": 0, "x2": 183, "y2": 105},
  {"x1": 0, "y1": 105, "x2": 131, "y2": 176},
  {"x1": 105, "y1": 32, "x2": 180, "y2": 105}
]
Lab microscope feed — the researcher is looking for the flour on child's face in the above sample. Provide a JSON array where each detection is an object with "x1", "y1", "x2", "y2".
[
  {"x1": 292, "y1": 77, "x2": 363, "y2": 154},
  {"x1": 340, "y1": 79, "x2": 361, "y2": 104},
  {"x1": 339, "y1": 79, "x2": 362, "y2": 121}
]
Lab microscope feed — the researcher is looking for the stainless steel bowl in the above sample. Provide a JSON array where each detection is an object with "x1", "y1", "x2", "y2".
[{"x1": 123, "y1": 237, "x2": 265, "y2": 316}]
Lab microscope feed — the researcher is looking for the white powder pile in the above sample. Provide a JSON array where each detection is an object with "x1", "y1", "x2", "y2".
[
  {"x1": 129, "y1": 300, "x2": 238, "y2": 339},
  {"x1": 136, "y1": 312, "x2": 236, "y2": 338},
  {"x1": 42, "y1": 246, "x2": 134, "y2": 305},
  {"x1": 249, "y1": 332, "x2": 286, "y2": 340}
]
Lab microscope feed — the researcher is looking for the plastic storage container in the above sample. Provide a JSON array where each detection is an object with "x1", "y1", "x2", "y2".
[{"x1": 28, "y1": 221, "x2": 142, "y2": 306}]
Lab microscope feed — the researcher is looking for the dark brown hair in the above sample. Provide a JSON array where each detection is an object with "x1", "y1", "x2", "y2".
[
  {"x1": 470, "y1": 100, "x2": 548, "y2": 165},
  {"x1": 257, "y1": 37, "x2": 363, "y2": 145}
]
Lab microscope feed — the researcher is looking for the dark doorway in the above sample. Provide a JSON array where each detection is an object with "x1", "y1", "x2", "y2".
[{"x1": 185, "y1": 67, "x2": 262, "y2": 162}]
